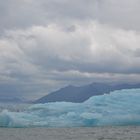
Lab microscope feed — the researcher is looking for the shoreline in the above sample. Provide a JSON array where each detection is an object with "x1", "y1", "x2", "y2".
[{"x1": 0, "y1": 126, "x2": 140, "y2": 140}]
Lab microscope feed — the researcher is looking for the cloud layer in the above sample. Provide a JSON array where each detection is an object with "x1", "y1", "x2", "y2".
[
  {"x1": 1, "y1": 0, "x2": 140, "y2": 32},
  {"x1": 0, "y1": 0, "x2": 140, "y2": 99}
]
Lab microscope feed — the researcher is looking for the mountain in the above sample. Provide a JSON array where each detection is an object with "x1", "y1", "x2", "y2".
[
  {"x1": 0, "y1": 97, "x2": 27, "y2": 103},
  {"x1": 34, "y1": 83, "x2": 140, "y2": 103}
]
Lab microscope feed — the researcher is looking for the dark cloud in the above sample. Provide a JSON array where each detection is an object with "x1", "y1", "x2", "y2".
[
  {"x1": 0, "y1": 0, "x2": 140, "y2": 99},
  {"x1": 0, "y1": 0, "x2": 140, "y2": 33}
]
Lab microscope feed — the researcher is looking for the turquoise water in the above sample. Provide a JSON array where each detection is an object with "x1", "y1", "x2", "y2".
[{"x1": 0, "y1": 89, "x2": 140, "y2": 127}]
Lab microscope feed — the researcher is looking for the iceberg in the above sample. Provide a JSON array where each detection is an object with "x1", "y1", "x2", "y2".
[{"x1": 0, "y1": 88, "x2": 140, "y2": 127}]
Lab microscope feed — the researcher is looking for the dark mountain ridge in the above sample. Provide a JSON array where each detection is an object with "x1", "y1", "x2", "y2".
[
  {"x1": 0, "y1": 97, "x2": 27, "y2": 103},
  {"x1": 35, "y1": 83, "x2": 140, "y2": 103}
]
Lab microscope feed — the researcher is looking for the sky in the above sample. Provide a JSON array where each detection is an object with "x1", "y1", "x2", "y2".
[{"x1": 0, "y1": 0, "x2": 140, "y2": 100}]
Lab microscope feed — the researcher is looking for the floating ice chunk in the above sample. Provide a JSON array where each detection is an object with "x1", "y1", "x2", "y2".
[{"x1": 0, "y1": 88, "x2": 140, "y2": 127}]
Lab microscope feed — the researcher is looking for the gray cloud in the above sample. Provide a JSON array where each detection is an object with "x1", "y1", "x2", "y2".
[
  {"x1": 0, "y1": 0, "x2": 140, "y2": 99},
  {"x1": 0, "y1": 22, "x2": 140, "y2": 99},
  {"x1": 0, "y1": 0, "x2": 140, "y2": 33}
]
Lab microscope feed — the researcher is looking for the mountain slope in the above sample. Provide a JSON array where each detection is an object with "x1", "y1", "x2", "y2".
[
  {"x1": 0, "y1": 97, "x2": 27, "y2": 103},
  {"x1": 34, "y1": 83, "x2": 140, "y2": 103}
]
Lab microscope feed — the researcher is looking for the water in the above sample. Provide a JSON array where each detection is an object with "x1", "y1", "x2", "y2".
[{"x1": 0, "y1": 88, "x2": 140, "y2": 128}]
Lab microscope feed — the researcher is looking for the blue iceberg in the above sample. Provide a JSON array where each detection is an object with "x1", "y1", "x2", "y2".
[{"x1": 0, "y1": 88, "x2": 140, "y2": 127}]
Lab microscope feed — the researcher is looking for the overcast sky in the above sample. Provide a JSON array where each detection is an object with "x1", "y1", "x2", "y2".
[{"x1": 0, "y1": 0, "x2": 140, "y2": 100}]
